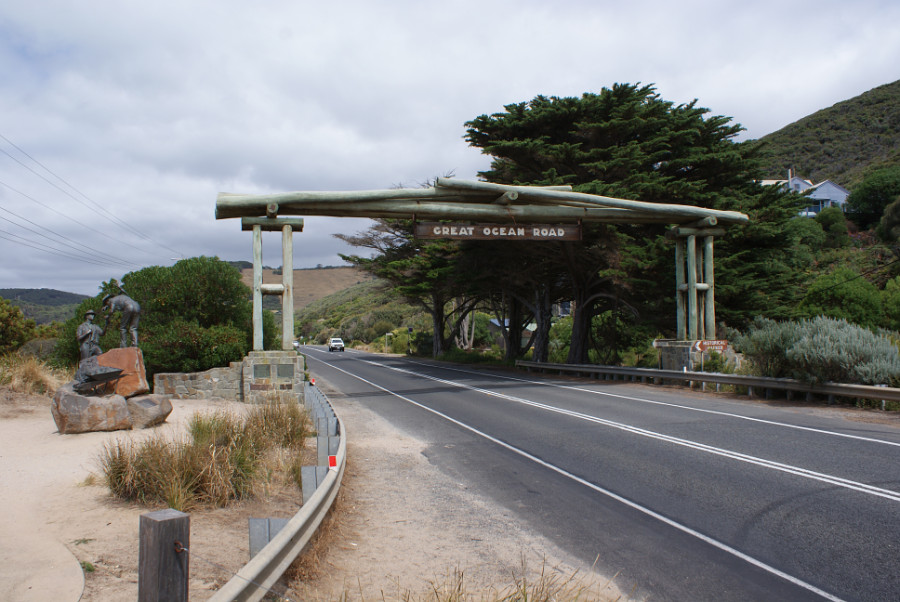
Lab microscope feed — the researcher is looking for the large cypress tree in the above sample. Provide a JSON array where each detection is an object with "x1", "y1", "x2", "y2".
[{"x1": 465, "y1": 83, "x2": 806, "y2": 363}]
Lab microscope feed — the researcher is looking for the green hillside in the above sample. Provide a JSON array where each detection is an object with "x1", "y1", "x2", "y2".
[
  {"x1": 0, "y1": 288, "x2": 89, "y2": 306},
  {"x1": 753, "y1": 79, "x2": 900, "y2": 188},
  {"x1": 294, "y1": 279, "x2": 426, "y2": 344},
  {"x1": 0, "y1": 288, "x2": 89, "y2": 325}
]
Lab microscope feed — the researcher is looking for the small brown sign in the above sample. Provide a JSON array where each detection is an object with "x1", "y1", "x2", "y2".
[
  {"x1": 415, "y1": 222, "x2": 581, "y2": 241},
  {"x1": 694, "y1": 339, "x2": 728, "y2": 352}
]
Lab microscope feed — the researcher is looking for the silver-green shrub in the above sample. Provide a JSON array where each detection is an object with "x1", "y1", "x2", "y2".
[
  {"x1": 735, "y1": 316, "x2": 900, "y2": 385},
  {"x1": 733, "y1": 316, "x2": 801, "y2": 378}
]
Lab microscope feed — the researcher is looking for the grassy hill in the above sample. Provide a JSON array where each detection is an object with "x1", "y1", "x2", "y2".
[
  {"x1": 752, "y1": 79, "x2": 900, "y2": 188},
  {"x1": 239, "y1": 265, "x2": 375, "y2": 311},
  {"x1": 294, "y1": 278, "x2": 426, "y2": 343}
]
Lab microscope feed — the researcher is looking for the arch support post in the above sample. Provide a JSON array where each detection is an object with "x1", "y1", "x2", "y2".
[
  {"x1": 242, "y1": 217, "x2": 304, "y2": 351},
  {"x1": 704, "y1": 234, "x2": 716, "y2": 341},
  {"x1": 667, "y1": 224, "x2": 724, "y2": 342}
]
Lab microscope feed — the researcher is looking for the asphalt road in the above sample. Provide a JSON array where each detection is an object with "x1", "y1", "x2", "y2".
[{"x1": 302, "y1": 346, "x2": 900, "y2": 601}]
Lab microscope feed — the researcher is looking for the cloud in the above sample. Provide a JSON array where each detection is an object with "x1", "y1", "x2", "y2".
[{"x1": 1, "y1": 0, "x2": 899, "y2": 294}]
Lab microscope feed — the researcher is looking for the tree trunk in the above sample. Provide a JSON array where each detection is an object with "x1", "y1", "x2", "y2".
[
  {"x1": 502, "y1": 294, "x2": 524, "y2": 362},
  {"x1": 430, "y1": 293, "x2": 446, "y2": 358},
  {"x1": 531, "y1": 287, "x2": 553, "y2": 363},
  {"x1": 454, "y1": 298, "x2": 476, "y2": 350},
  {"x1": 566, "y1": 289, "x2": 593, "y2": 364}
]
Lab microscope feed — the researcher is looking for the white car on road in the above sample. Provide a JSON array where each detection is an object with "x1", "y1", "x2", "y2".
[{"x1": 328, "y1": 337, "x2": 345, "y2": 352}]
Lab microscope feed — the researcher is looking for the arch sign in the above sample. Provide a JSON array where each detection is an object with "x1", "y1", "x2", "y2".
[
  {"x1": 216, "y1": 178, "x2": 749, "y2": 349},
  {"x1": 415, "y1": 222, "x2": 581, "y2": 241}
]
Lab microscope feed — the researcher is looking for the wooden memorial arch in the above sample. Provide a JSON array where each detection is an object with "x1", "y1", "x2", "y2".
[{"x1": 216, "y1": 177, "x2": 749, "y2": 351}]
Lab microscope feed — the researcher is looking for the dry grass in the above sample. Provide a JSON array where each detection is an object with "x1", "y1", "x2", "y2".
[
  {"x1": 286, "y1": 554, "x2": 626, "y2": 602},
  {"x1": 0, "y1": 353, "x2": 71, "y2": 395},
  {"x1": 417, "y1": 558, "x2": 624, "y2": 602},
  {"x1": 98, "y1": 400, "x2": 310, "y2": 511}
]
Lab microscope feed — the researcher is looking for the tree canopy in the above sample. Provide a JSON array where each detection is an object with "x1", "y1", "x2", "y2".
[
  {"x1": 335, "y1": 84, "x2": 820, "y2": 363},
  {"x1": 463, "y1": 83, "x2": 806, "y2": 362},
  {"x1": 847, "y1": 165, "x2": 900, "y2": 229}
]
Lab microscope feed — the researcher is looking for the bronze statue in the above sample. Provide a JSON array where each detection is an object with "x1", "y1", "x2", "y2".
[
  {"x1": 102, "y1": 292, "x2": 141, "y2": 348},
  {"x1": 76, "y1": 309, "x2": 105, "y2": 360}
]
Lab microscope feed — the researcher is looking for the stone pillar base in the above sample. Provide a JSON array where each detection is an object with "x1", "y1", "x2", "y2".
[{"x1": 241, "y1": 351, "x2": 305, "y2": 404}]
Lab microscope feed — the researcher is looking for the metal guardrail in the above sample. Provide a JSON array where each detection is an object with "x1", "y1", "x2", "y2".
[
  {"x1": 515, "y1": 360, "x2": 900, "y2": 407},
  {"x1": 209, "y1": 382, "x2": 345, "y2": 602}
]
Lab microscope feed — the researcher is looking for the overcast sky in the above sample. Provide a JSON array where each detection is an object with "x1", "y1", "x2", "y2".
[{"x1": 1, "y1": 0, "x2": 898, "y2": 296}]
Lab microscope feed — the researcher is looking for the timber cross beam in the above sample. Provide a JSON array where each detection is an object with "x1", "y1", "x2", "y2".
[{"x1": 216, "y1": 178, "x2": 749, "y2": 344}]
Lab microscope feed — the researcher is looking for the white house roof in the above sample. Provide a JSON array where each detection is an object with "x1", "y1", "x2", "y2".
[{"x1": 807, "y1": 180, "x2": 850, "y2": 195}]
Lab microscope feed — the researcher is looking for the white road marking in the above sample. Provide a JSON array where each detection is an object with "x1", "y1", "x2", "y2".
[
  {"x1": 365, "y1": 360, "x2": 900, "y2": 502},
  {"x1": 308, "y1": 352, "x2": 845, "y2": 602},
  {"x1": 404, "y1": 359, "x2": 900, "y2": 449}
]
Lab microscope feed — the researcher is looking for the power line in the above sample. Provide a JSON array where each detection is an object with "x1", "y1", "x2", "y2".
[
  {"x1": 0, "y1": 203, "x2": 136, "y2": 268},
  {"x1": 0, "y1": 178, "x2": 153, "y2": 261},
  {"x1": 814, "y1": 253, "x2": 900, "y2": 294},
  {"x1": 0, "y1": 196, "x2": 137, "y2": 267},
  {"x1": 0, "y1": 131, "x2": 185, "y2": 258},
  {"x1": 0, "y1": 228, "x2": 136, "y2": 268}
]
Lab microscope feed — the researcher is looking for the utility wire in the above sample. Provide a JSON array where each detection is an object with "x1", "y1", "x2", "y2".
[
  {"x1": 0, "y1": 131, "x2": 184, "y2": 257},
  {"x1": 813, "y1": 253, "x2": 900, "y2": 294},
  {"x1": 0, "y1": 228, "x2": 131, "y2": 267},
  {"x1": 0, "y1": 178, "x2": 160, "y2": 260},
  {"x1": 0, "y1": 196, "x2": 136, "y2": 266},
  {"x1": 0, "y1": 204, "x2": 136, "y2": 268}
]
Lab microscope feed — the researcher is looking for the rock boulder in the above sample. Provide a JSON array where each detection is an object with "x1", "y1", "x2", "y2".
[
  {"x1": 51, "y1": 384, "x2": 131, "y2": 434},
  {"x1": 98, "y1": 347, "x2": 149, "y2": 398},
  {"x1": 126, "y1": 395, "x2": 173, "y2": 429}
]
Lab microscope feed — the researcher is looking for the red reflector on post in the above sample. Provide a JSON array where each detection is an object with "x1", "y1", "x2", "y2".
[
  {"x1": 328, "y1": 455, "x2": 337, "y2": 468},
  {"x1": 310, "y1": 378, "x2": 316, "y2": 386}
]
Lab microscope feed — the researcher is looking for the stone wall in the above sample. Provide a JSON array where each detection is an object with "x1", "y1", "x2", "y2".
[
  {"x1": 153, "y1": 351, "x2": 307, "y2": 403},
  {"x1": 153, "y1": 362, "x2": 243, "y2": 401}
]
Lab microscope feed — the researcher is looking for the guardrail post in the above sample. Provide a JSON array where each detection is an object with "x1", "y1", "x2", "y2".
[{"x1": 138, "y1": 509, "x2": 189, "y2": 602}]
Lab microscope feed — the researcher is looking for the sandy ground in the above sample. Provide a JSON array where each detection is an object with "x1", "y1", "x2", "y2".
[
  {"x1": 0, "y1": 389, "x2": 297, "y2": 601},
  {"x1": 0, "y1": 383, "x2": 622, "y2": 602}
]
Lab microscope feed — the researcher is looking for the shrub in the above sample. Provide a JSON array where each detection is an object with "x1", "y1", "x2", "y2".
[
  {"x1": 733, "y1": 316, "x2": 800, "y2": 378},
  {"x1": 883, "y1": 276, "x2": 900, "y2": 331},
  {"x1": 735, "y1": 316, "x2": 900, "y2": 385},
  {"x1": 371, "y1": 320, "x2": 394, "y2": 337},
  {"x1": 0, "y1": 297, "x2": 36, "y2": 355},
  {"x1": 784, "y1": 317, "x2": 900, "y2": 385},
  {"x1": 798, "y1": 267, "x2": 882, "y2": 329},
  {"x1": 54, "y1": 257, "x2": 275, "y2": 379},
  {"x1": 814, "y1": 206, "x2": 851, "y2": 248}
]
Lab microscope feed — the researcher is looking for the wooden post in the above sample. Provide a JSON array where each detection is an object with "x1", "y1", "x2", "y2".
[
  {"x1": 282, "y1": 225, "x2": 294, "y2": 351},
  {"x1": 704, "y1": 235, "x2": 716, "y2": 340},
  {"x1": 138, "y1": 509, "x2": 189, "y2": 602},
  {"x1": 675, "y1": 238, "x2": 686, "y2": 340},
  {"x1": 252, "y1": 224, "x2": 263, "y2": 351},
  {"x1": 686, "y1": 234, "x2": 698, "y2": 340}
]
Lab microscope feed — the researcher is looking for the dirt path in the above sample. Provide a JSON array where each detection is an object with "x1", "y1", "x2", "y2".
[{"x1": 0, "y1": 390, "x2": 278, "y2": 601}]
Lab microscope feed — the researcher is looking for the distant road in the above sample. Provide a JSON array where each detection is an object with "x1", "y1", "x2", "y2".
[{"x1": 303, "y1": 346, "x2": 900, "y2": 601}]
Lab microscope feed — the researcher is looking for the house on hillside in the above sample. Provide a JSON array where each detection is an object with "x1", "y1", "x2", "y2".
[{"x1": 759, "y1": 169, "x2": 850, "y2": 217}]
